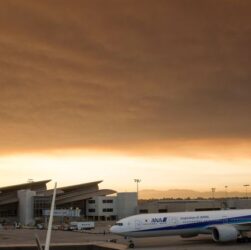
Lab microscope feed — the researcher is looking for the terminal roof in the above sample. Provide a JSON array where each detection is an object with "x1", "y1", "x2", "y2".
[{"x1": 0, "y1": 179, "x2": 51, "y2": 193}]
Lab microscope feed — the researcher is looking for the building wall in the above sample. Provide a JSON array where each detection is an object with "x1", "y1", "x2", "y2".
[
  {"x1": 86, "y1": 192, "x2": 137, "y2": 220},
  {"x1": 117, "y1": 192, "x2": 137, "y2": 219},
  {"x1": 17, "y1": 190, "x2": 36, "y2": 226},
  {"x1": 139, "y1": 199, "x2": 251, "y2": 214},
  {"x1": 86, "y1": 196, "x2": 117, "y2": 219},
  {"x1": 227, "y1": 199, "x2": 251, "y2": 209}
]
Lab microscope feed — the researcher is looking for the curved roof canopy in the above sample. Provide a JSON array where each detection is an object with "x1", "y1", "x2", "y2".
[{"x1": 0, "y1": 180, "x2": 51, "y2": 193}]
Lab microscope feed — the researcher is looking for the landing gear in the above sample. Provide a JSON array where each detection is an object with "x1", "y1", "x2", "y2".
[
  {"x1": 128, "y1": 240, "x2": 135, "y2": 248},
  {"x1": 237, "y1": 234, "x2": 251, "y2": 243},
  {"x1": 237, "y1": 237, "x2": 251, "y2": 243},
  {"x1": 124, "y1": 236, "x2": 135, "y2": 248}
]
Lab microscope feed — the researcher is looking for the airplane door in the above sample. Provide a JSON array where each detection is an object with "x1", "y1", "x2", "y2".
[{"x1": 135, "y1": 220, "x2": 141, "y2": 230}]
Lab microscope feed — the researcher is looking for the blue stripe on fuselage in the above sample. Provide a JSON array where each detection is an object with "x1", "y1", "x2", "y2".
[{"x1": 133, "y1": 214, "x2": 251, "y2": 233}]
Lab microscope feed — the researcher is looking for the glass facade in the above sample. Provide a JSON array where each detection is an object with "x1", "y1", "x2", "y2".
[
  {"x1": 0, "y1": 202, "x2": 18, "y2": 218},
  {"x1": 33, "y1": 196, "x2": 51, "y2": 218}
]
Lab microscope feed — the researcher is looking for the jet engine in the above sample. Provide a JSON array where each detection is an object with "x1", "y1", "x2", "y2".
[{"x1": 212, "y1": 224, "x2": 239, "y2": 242}]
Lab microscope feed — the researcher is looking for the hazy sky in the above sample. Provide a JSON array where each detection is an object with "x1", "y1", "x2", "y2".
[{"x1": 0, "y1": 0, "x2": 251, "y2": 193}]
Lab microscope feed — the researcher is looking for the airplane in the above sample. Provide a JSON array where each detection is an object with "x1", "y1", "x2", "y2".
[
  {"x1": 35, "y1": 182, "x2": 57, "y2": 250},
  {"x1": 110, "y1": 209, "x2": 251, "y2": 248}
]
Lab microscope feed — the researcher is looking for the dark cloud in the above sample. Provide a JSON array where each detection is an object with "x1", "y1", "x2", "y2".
[{"x1": 0, "y1": 0, "x2": 251, "y2": 153}]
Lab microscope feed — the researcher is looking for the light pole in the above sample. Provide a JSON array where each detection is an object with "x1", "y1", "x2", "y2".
[
  {"x1": 134, "y1": 179, "x2": 141, "y2": 199},
  {"x1": 134, "y1": 179, "x2": 141, "y2": 215},
  {"x1": 225, "y1": 186, "x2": 228, "y2": 199},
  {"x1": 211, "y1": 188, "x2": 216, "y2": 199},
  {"x1": 243, "y1": 184, "x2": 250, "y2": 199},
  {"x1": 223, "y1": 186, "x2": 229, "y2": 210},
  {"x1": 211, "y1": 187, "x2": 216, "y2": 209}
]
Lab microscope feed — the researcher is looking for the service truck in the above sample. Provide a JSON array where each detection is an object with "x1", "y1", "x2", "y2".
[{"x1": 69, "y1": 221, "x2": 95, "y2": 231}]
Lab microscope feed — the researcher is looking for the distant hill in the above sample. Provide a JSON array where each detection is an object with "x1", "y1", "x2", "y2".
[{"x1": 139, "y1": 189, "x2": 248, "y2": 199}]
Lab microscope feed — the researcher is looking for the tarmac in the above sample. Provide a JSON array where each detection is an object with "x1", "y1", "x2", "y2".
[
  {"x1": 129, "y1": 235, "x2": 251, "y2": 249},
  {"x1": 1, "y1": 229, "x2": 251, "y2": 250}
]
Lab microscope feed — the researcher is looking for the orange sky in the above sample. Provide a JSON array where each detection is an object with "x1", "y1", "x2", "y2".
[
  {"x1": 0, "y1": 0, "x2": 251, "y2": 194},
  {"x1": 1, "y1": 140, "x2": 251, "y2": 194}
]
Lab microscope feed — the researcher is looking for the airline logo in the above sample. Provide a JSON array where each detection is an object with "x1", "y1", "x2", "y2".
[{"x1": 151, "y1": 217, "x2": 167, "y2": 223}]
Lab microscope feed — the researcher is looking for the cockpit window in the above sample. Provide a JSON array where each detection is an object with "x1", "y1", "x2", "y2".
[{"x1": 115, "y1": 223, "x2": 123, "y2": 226}]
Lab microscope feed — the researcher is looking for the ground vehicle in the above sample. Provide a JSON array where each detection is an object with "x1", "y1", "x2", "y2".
[{"x1": 69, "y1": 221, "x2": 95, "y2": 230}]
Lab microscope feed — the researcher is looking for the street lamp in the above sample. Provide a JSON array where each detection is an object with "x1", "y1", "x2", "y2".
[
  {"x1": 225, "y1": 186, "x2": 228, "y2": 199},
  {"x1": 243, "y1": 184, "x2": 250, "y2": 199},
  {"x1": 211, "y1": 188, "x2": 216, "y2": 199},
  {"x1": 134, "y1": 179, "x2": 141, "y2": 199},
  {"x1": 211, "y1": 188, "x2": 216, "y2": 209}
]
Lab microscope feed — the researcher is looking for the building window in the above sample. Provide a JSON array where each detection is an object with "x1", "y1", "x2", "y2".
[
  {"x1": 88, "y1": 208, "x2": 96, "y2": 213},
  {"x1": 195, "y1": 208, "x2": 221, "y2": 211},
  {"x1": 34, "y1": 196, "x2": 51, "y2": 217},
  {"x1": 102, "y1": 200, "x2": 113, "y2": 203},
  {"x1": 158, "y1": 209, "x2": 168, "y2": 213},
  {"x1": 103, "y1": 208, "x2": 113, "y2": 212},
  {"x1": 0, "y1": 203, "x2": 18, "y2": 218},
  {"x1": 88, "y1": 200, "x2": 95, "y2": 204},
  {"x1": 139, "y1": 209, "x2": 148, "y2": 214}
]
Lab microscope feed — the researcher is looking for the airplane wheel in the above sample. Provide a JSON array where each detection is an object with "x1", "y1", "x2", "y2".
[
  {"x1": 129, "y1": 242, "x2": 135, "y2": 248},
  {"x1": 237, "y1": 238, "x2": 243, "y2": 243}
]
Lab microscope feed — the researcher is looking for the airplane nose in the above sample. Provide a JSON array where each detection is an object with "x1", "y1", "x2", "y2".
[{"x1": 110, "y1": 225, "x2": 115, "y2": 234}]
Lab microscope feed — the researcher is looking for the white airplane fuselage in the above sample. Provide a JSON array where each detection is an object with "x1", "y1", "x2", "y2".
[{"x1": 110, "y1": 209, "x2": 251, "y2": 241}]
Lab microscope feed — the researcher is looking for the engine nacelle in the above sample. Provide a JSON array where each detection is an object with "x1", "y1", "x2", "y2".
[{"x1": 212, "y1": 224, "x2": 239, "y2": 242}]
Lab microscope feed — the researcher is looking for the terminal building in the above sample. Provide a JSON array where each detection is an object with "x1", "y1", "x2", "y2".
[
  {"x1": 138, "y1": 198, "x2": 251, "y2": 214},
  {"x1": 2, "y1": 180, "x2": 251, "y2": 227},
  {"x1": 0, "y1": 180, "x2": 137, "y2": 226}
]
